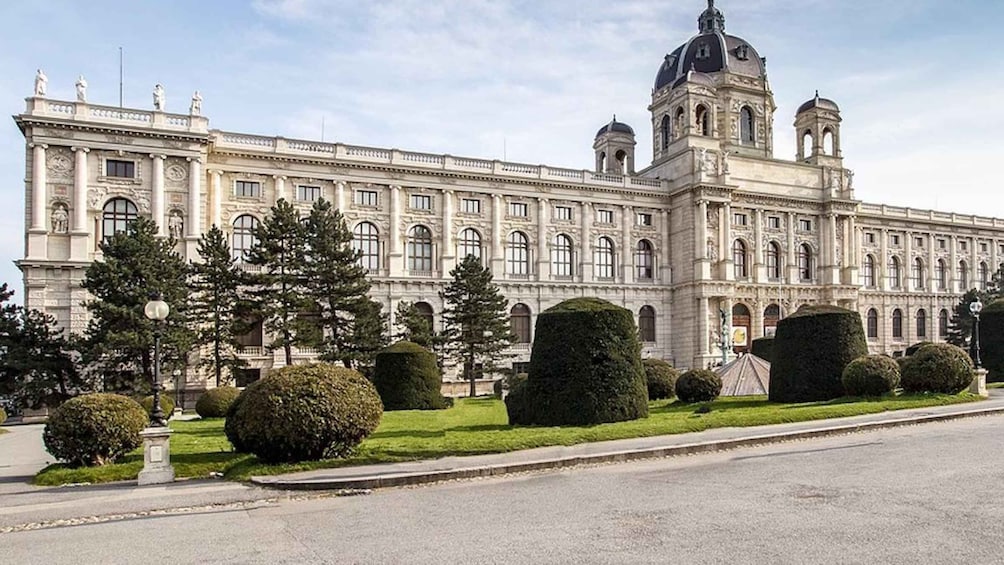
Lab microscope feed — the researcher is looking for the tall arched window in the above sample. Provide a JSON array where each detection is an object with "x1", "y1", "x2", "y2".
[
  {"x1": 764, "y1": 304, "x2": 781, "y2": 335},
  {"x1": 958, "y1": 260, "x2": 969, "y2": 291},
  {"x1": 912, "y1": 258, "x2": 925, "y2": 290},
  {"x1": 636, "y1": 240, "x2": 654, "y2": 280},
  {"x1": 888, "y1": 256, "x2": 902, "y2": 289},
  {"x1": 506, "y1": 231, "x2": 530, "y2": 276},
  {"x1": 867, "y1": 308, "x2": 878, "y2": 339},
  {"x1": 801, "y1": 130, "x2": 813, "y2": 158},
  {"x1": 767, "y1": 242, "x2": 781, "y2": 280},
  {"x1": 352, "y1": 222, "x2": 380, "y2": 271},
  {"x1": 740, "y1": 106, "x2": 755, "y2": 145},
  {"x1": 979, "y1": 261, "x2": 990, "y2": 290},
  {"x1": 407, "y1": 225, "x2": 433, "y2": 272},
  {"x1": 822, "y1": 128, "x2": 834, "y2": 155},
  {"x1": 551, "y1": 234, "x2": 573, "y2": 277},
  {"x1": 414, "y1": 301, "x2": 434, "y2": 333},
  {"x1": 936, "y1": 259, "x2": 947, "y2": 290},
  {"x1": 102, "y1": 198, "x2": 138, "y2": 241},
  {"x1": 232, "y1": 214, "x2": 260, "y2": 261},
  {"x1": 733, "y1": 239, "x2": 748, "y2": 278},
  {"x1": 892, "y1": 308, "x2": 904, "y2": 339},
  {"x1": 639, "y1": 306, "x2": 656, "y2": 342},
  {"x1": 595, "y1": 237, "x2": 615, "y2": 279},
  {"x1": 675, "y1": 107, "x2": 686, "y2": 136},
  {"x1": 458, "y1": 228, "x2": 482, "y2": 261},
  {"x1": 798, "y1": 243, "x2": 813, "y2": 281},
  {"x1": 862, "y1": 255, "x2": 876, "y2": 287},
  {"x1": 660, "y1": 115, "x2": 671, "y2": 150},
  {"x1": 916, "y1": 309, "x2": 927, "y2": 338},
  {"x1": 939, "y1": 309, "x2": 950, "y2": 338},
  {"x1": 510, "y1": 304, "x2": 531, "y2": 343},
  {"x1": 695, "y1": 104, "x2": 710, "y2": 136}
]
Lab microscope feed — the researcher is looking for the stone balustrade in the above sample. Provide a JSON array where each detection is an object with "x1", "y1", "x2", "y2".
[{"x1": 24, "y1": 97, "x2": 209, "y2": 134}]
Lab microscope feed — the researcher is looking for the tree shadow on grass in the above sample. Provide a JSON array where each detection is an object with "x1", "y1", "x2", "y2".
[{"x1": 444, "y1": 424, "x2": 511, "y2": 433}]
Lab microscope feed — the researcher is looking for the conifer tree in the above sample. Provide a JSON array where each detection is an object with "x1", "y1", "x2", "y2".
[
  {"x1": 395, "y1": 300, "x2": 435, "y2": 347},
  {"x1": 6, "y1": 307, "x2": 84, "y2": 409},
  {"x1": 336, "y1": 297, "x2": 389, "y2": 371},
  {"x1": 439, "y1": 256, "x2": 513, "y2": 397}
]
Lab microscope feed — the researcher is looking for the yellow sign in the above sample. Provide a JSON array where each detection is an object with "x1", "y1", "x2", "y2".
[{"x1": 732, "y1": 326, "x2": 748, "y2": 346}]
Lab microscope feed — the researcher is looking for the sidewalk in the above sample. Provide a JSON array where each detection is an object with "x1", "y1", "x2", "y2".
[{"x1": 252, "y1": 389, "x2": 1004, "y2": 490}]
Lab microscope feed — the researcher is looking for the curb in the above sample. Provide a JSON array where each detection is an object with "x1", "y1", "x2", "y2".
[{"x1": 251, "y1": 404, "x2": 1004, "y2": 491}]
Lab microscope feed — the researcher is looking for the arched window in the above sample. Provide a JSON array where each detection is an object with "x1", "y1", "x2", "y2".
[
  {"x1": 892, "y1": 308, "x2": 904, "y2": 339},
  {"x1": 408, "y1": 225, "x2": 433, "y2": 272},
  {"x1": 102, "y1": 198, "x2": 138, "y2": 241},
  {"x1": 414, "y1": 301, "x2": 434, "y2": 333},
  {"x1": 798, "y1": 243, "x2": 813, "y2": 281},
  {"x1": 801, "y1": 130, "x2": 813, "y2": 158},
  {"x1": 912, "y1": 258, "x2": 925, "y2": 290},
  {"x1": 660, "y1": 115, "x2": 671, "y2": 150},
  {"x1": 939, "y1": 309, "x2": 950, "y2": 338},
  {"x1": 767, "y1": 242, "x2": 781, "y2": 280},
  {"x1": 510, "y1": 304, "x2": 531, "y2": 343},
  {"x1": 232, "y1": 214, "x2": 259, "y2": 261},
  {"x1": 695, "y1": 104, "x2": 710, "y2": 136},
  {"x1": 352, "y1": 222, "x2": 380, "y2": 271},
  {"x1": 958, "y1": 260, "x2": 969, "y2": 291},
  {"x1": 458, "y1": 228, "x2": 482, "y2": 261},
  {"x1": 888, "y1": 256, "x2": 902, "y2": 289},
  {"x1": 862, "y1": 255, "x2": 876, "y2": 287},
  {"x1": 867, "y1": 308, "x2": 879, "y2": 339},
  {"x1": 732, "y1": 303, "x2": 752, "y2": 352},
  {"x1": 551, "y1": 234, "x2": 574, "y2": 277},
  {"x1": 615, "y1": 150, "x2": 628, "y2": 175},
  {"x1": 822, "y1": 128, "x2": 834, "y2": 155},
  {"x1": 675, "y1": 107, "x2": 686, "y2": 136},
  {"x1": 733, "y1": 239, "x2": 748, "y2": 278},
  {"x1": 916, "y1": 309, "x2": 927, "y2": 339},
  {"x1": 740, "y1": 106, "x2": 755, "y2": 145},
  {"x1": 594, "y1": 237, "x2": 615, "y2": 279},
  {"x1": 636, "y1": 240, "x2": 654, "y2": 280},
  {"x1": 764, "y1": 304, "x2": 781, "y2": 335},
  {"x1": 979, "y1": 261, "x2": 990, "y2": 290},
  {"x1": 639, "y1": 306, "x2": 656, "y2": 342},
  {"x1": 506, "y1": 231, "x2": 530, "y2": 276},
  {"x1": 936, "y1": 259, "x2": 947, "y2": 290},
  {"x1": 597, "y1": 152, "x2": 606, "y2": 172}
]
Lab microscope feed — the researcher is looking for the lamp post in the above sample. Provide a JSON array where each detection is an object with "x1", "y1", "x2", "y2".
[
  {"x1": 144, "y1": 294, "x2": 170, "y2": 427},
  {"x1": 970, "y1": 298, "x2": 983, "y2": 368}
]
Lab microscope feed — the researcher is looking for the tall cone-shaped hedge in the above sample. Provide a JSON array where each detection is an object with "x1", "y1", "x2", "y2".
[
  {"x1": 372, "y1": 341, "x2": 449, "y2": 410},
  {"x1": 512, "y1": 297, "x2": 648, "y2": 425},
  {"x1": 769, "y1": 305, "x2": 868, "y2": 402},
  {"x1": 980, "y1": 299, "x2": 1004, "y2": 381}
]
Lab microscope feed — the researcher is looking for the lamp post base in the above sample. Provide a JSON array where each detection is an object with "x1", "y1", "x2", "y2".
[
  {"x1": 137, "y1": 426, "x2": 175, "y2": 486},
  {"x1": 970, "y1": 368, "x2": 988, "y2": 398}
]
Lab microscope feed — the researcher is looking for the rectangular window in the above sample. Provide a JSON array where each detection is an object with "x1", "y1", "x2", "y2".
[
  {"x1": 865, "y1": 232, "x2": 876, "y2": 244},
  {"x1": 938, "y1": 238, "x2": 946, "y2": 250},
  {"x1": 980, "y1": 242, "x2": 988, "y2": 253},
  {"x1": 733, "y1": 213, "x2": 748, "y2": 226},
  {"x1": 461, "y1": 198, "x2": 482, "y2": 214},
  {"x1": 767, "y1": 216, "x2": 781, "y2": 229},
  {"x1": 637, "y1": 213, "x2": 653, "y2": 227},
  {"x1": 597, "y1": 210, "x2": 614, "y2": 224},
  {"x1": 798, "y1": 219, "x2": 812, "y2": 232},
  {"x1": 296, "y1": 185, "x2": 321, "y2": 202},
  {"x1": 234, "y1": 180, "x2": 261, "y2": 198},
  {"x1": 890, "y1": 234, "x2": 900, "y2": 246},
  {"x1": 554, "y1": 206, "x2": 573, "y2": 221},
  {"x1": 915, "y1": 237, "x2": 924, "y2": 248},
  {"x1": 508, "y1": 202, "x2": 528, "y2": 217},
  {"x1": 960, "y1": 241, "x2": 968, "y2": 252},
  {"x1": 410, "y1": 194, "x2": 432, "y2": 210},
  {"x1": 355, "y1": 190, "x2": 378, "y2": 207},
  {"x1": 105, "y1": 159, "x2": 135, "y2": 178}
]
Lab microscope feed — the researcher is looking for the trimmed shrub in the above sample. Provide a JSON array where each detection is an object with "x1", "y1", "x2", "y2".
[
  {"x1": 0, "y1": 407, "x2": 6, "y2": 425},
  {"x1": 751, "y1": 336, "x2": 774, "y2": 363},
  {"x1": 42, "y1": 393, "x2": 147, "y2": 467},
  {"x1": 842, "y1": 355, "x2": 900, "y2": 397},
  {"x1": 900, "y1": 343, "x2": 974, "y2": 394},
  {"x1": 503, "y1": 373, "x2": 530, "y2": 425},
  {"x1": 769, "y1": 305, "x2": 868, "y2": 403},
  {"x1": 223, "y1": 389, "x2": 247, "y2": 453},
  {"x1": 905, "y1": 341, "x2": 934, "y2": 357},
  {"x1": 372, "y1": 341, "x2": 449, "y2": 410},
  {"x1": 493, "y1": 379, "x2": 503, "y2": 399},
  {"x1": 226, "y1": 363, "x2": 383, "y2": 463},
  {"x1": 981, "y1": 299, "x2": 1004, "y2": 382},
  {"x1": 513, "y1": 297, "x2": 648, "y2": 426},
  {"x1": 675, "y1": 369, "x2": 722, "y2": 403},
  {"x1": 643, "y1": 359, "x2": 679, "y2": 400},
  {"x1": 195, "y1": 386, "x2": 240, "y2": 418},
  {"x1": 139, "y1": 394, "x2": 175, "y2": 420}
]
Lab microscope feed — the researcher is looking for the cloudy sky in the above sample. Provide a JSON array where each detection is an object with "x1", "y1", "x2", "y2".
[{"x1": 0, "y1": 0, "x2": 1001, "y2": 302}]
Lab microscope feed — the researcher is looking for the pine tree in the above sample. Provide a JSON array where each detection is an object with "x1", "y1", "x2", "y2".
[
  {"x1": 0, "y1": 283, "x2": 21, "y2": 400},
  {"x1": 245, "y1": 199, "x2": 308, "y2": 366},
  {"x1": 395, "y1": 300, "x2": 435, "y2": 348},
  {"x1": 336, "y1": 297, "x2": 389, "y2": 371},
  {"x1": 189, "y1": 225, "x2": 248, "y2": 386},
  {"x1": 947, "y1": 264, "x2": 1004, "y2": 352},
  {"x1": 439, "y1": 256, "x2": 513, "y2": 397},
  {"x1": 80, "y1": 217, "x2": 193, "y2": 393},
  {"x1": 7, "y1": 308, "x2": 85, "y2": 409}
]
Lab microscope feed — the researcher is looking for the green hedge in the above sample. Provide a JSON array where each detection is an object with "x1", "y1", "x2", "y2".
[
  {"x1": 751, "y1": 336, "x2": 774, "y2": 363},
  {"x1": 0, "y1": 407, "x2": 6, "y2": 425},
  {"x1": 372, "y1": 341, "x2": 449, "y2": 410},
  {"x1": 900, "y1": 343, "x2": 973, "y2": 394},
  {"x1": 138, "y1": 394, "x2": 175, "y2": 420},
  {"x1": 512, "y1": 297, "x2": 648, "y2": 426},
  {"x1": 225, "y1": 363, "x2": 383, "y2": 463},
  {"x1": 675, "y1": 369, "x2": 722, "y2": 403},
  {"x1": 769, "y1": 305, "x2": 868, "y2": 403},
  {"x1": 981, "y1": 299, "x2": 1004, "y2": 382},
  {"x1": 643, "y1": 359, "x2": 679, "y2": 400},
  {"x1": 196, "y1": 386, "x2": 241, "y2": 418},
  {"x1": 224, "y1": 390, "x2": 248, "y2": 453},
  {"x1": 42, "y1": 393, "x2": 148, "y2": 467},
  {"x1": 503, "y1": 373, "x2": 530, "y2": 425},
  {"x1": 842, "y1": 355, "x2": 900, "y2": 397}
]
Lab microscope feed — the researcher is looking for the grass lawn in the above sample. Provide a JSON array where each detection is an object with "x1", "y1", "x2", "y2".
[{"x1": 34, "y1": 392, "x2": 981, "y2": 486}]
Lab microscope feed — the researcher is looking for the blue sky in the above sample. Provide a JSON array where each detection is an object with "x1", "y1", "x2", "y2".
[{"x1": 1, "y1": 0, "x2": 1002, "y2": 303}]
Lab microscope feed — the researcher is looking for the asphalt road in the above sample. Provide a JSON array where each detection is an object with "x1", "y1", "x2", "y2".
[{"x1": 4, "y1": 415, "x2": 1004, "y2": 564}]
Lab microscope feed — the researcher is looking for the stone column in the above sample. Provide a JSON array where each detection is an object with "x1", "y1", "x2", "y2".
[
  {"x1": 209, "y1": 170, "x2": 223, "y2": 229},
  {"x1": 151, "y1": 154, "x2": 166, "y2": 236},
  {"x1": 335, "y1": 181, "x2": 346, "y2": 212},
  {"x1": 928, "y1": 234, "x2": 937, "y2": 293},
  {"x1": 581, "y1": 202, "x2": 594, "y2": 283},
  {"x1": 698, "y1": 296, "x2": 710, "y2": 358},
  {"x1": 70, "y1": 147, "x2": 90, "y2": 260},
  {"x1": 823, "y1": 213, "x2": 838, "y2": 285},
  {"x1": 753, "y1": 209, "x2": 764, "y2": 282},
  {"x1": 491, "y1": 194, "x2": 504, "y2": 275},
  {"x1": 721, "y1": 203, "x2": 733, "y2": 281},
  {"x1": 187, "y1": 157, "x2": 202, "y2": 237},
  {"x1": 661, "y1": 209, "x2": 672, "y2": 283},
  {"x1": 949, "y1": 235, "x2": 958, "y2": 292},
  {"x1": 389, "y1": 185, "x2": 404, "y2": 276},
  {"x1": 904, "y1": 231, "x2": 913, "y2": 290},
  {"x1": 786, "y1": 212, "x2": 796, "y2": 283},
  {"x1": 971, "y1": 236, "x2": 978, "y2": 290},
  {"x1": 879, "y1": 229, "x2": 889, "y2": 291},
  {"x1": 274, "y1": 175, "x2": 287, "y2": 204},
  {"x1": 537, "y1": 198, "x2": 549, "y2": 281},
  {"x1": 441, "y1": 189, "x2": 455, "y2": 277},
  {"x1": 695, "y1": 200, "x2": 709, "y2": 280},
  {"x1": 621, "y1": 204, "x2": 632, "y2": 283},
  {"x1": 27, "y1": 143, "x2": 48, "y2": 260}
]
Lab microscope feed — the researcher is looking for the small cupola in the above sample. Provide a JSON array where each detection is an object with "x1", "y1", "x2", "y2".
[
  {"x1": 593, "y1": 115, "x2": 637, "y2": 175},
  {"x1": 794, "y1": 90, "x2": 843, "y2": 164}
]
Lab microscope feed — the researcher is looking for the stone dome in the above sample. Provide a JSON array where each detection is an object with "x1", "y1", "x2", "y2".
[
  {"x1": 797, "y1": 91, "x2": 840, "y2": 114},
  {"x1": 654, "y1": 1, "x2": 767, "y2": 91},
  {"x1": 595, "y1": 116, "x2": 635, "y2": 138}
]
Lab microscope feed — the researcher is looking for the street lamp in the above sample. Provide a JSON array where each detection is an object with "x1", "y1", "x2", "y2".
[
  {"x1": 970, "y1": 298, "x2": 983, "y2": 368},
  {"x1": 144, "y1": 294, "x2": 170, "y2": 427}
]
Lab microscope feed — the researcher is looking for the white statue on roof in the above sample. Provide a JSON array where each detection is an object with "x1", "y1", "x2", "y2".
[
  {"x1": 153, "y1": 83, "x2": 165, "y2": 111},
  {"x1": 75, "y1": 75, "x2": 88, "y2": 102},
  {"x1": 34, "y1": 69, "x2": 48, "y2": 97}
]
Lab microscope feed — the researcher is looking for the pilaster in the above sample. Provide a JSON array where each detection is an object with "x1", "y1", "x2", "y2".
[
  {"x1": 151, "y1": 154, "x2": 167, "y2": 236},
  {"x1": 389, "y1": 185, "x2": 404, "y2": 277},
  {"x1": 70, "y1": 146, "x2": 90, "y2": 261},
  {"x1": 27, "y1": 143, "x2": 48, "y2": 260}
]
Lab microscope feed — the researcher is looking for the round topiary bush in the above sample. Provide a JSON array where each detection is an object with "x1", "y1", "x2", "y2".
[
  {"x1": 643, "y1": 359, "x2": 679, "y2": 400},
  {"x1": 139, "y1": 394, "x2": 175, "y2": 420},
  {"x1": 751, "y1": 336, "x2": 774, "y2": 363},
  {"x1": 372, "y1": 341, "x2": 448, "y2": 410},
  {"x1": 842, "y1": 355, "x2": 900, "y2": 397},
  {"x1": 503, "y1": 373, "x2": 529, "y2": 425},
  {"x1": 900, "y1": 343, "x2": 974, "y2": 394},
  {"x1": 675, "y1": 369, "x2": 722, "y2": 403},
  {"x1": 769, "y1": 305, "x2": 868, "y2": 403},
  {"x1": 980, "y1": 299, "x2": 1004, "y2": 382},
  {"x1": 905, "y1": 341, "x2": 934, "y2": 357},
  {"x1": 195, "y1": 386, "x2": 241, "y2": 418},
  {"x1": 225, "y1": 363, "x2": 383, "y2": 463},
  {"x1": 0, "y1": 406, "x2": 6, "y2": 425},
  {"x1": 223, "y1": 389, "x2": 247, "y2": 453},
  {"x1": 42, "y1": 393, "x2": 148, "y2": 467},
  {"x1": 513, "y1": 297, "x2": 648, "y2": 426}
]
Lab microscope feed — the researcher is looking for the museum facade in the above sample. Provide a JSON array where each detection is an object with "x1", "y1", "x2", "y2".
[{"x1": 15, "y1": 1, "x2": 1004, "y2": 393}]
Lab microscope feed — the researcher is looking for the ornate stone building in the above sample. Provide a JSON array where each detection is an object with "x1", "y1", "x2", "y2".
[{"x1": 14, "y1": 1, "x2": 1004, "y2": 393}]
